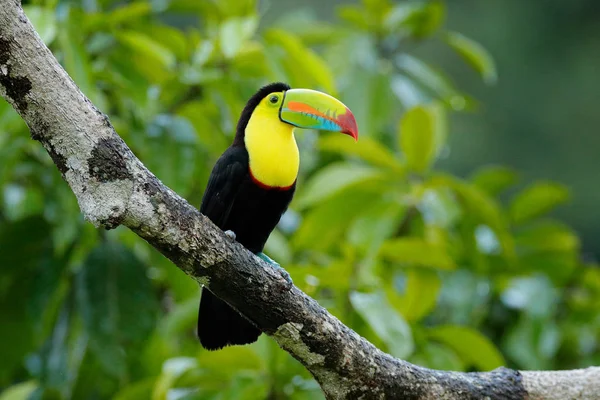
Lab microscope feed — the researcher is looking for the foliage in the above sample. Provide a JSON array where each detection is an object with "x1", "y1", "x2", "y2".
[{"x1": 1, "y1": 0, "x2": 598, "y2": 399}]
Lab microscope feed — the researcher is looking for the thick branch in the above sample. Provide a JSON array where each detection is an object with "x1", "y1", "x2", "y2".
[{"x1": 0, "y1": 2, "x2": 598, "y2": 399}]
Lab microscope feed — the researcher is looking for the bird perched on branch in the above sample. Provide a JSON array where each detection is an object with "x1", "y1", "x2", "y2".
[{"x1": 197, "y1": 82, "x2": 358, "y2": 350}]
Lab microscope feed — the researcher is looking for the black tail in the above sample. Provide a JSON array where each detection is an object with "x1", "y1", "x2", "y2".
[{"x1": 197, "y1": 288, "x2": 261, "y2": 350}]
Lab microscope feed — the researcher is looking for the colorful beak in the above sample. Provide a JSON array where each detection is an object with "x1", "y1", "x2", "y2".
[{"x1": 279, "y1": 89, "x2": 358, "y2": 140}]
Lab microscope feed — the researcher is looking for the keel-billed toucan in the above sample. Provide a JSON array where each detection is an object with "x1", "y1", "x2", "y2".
[{"x1": 197, "y1": 82, "x2": 358, "y2": 350}]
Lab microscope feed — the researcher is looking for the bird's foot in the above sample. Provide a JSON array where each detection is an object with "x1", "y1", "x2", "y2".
[
  {"x1": 224, "y1": 230, "x2": 237, "y2": 241},
  {"x1": 257, "y1": 252, "x2": 293, "y2": 290}
]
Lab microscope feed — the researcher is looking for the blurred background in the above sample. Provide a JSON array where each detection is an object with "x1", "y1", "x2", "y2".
[{"x1": 1, "y1": 0, "x2": 599, "y2": 399}]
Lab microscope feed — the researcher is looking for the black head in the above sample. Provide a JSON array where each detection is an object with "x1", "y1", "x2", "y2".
[{"x1": 233, "y1": 82, "x2": 291, "y2": 145}]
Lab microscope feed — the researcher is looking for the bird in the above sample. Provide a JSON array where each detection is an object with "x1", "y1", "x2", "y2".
[{"x1": 197, "y1": 82, "x2": 358, "y2": 350}]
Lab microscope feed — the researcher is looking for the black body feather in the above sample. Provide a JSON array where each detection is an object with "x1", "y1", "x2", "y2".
[{"x1": 197, "y1": 83, "x2": 295, "y2": 350}]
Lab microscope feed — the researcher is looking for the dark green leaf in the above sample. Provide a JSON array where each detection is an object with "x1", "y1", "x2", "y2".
[{"x1": 77, "y1": 241, "x2": 159, "y2": 378}]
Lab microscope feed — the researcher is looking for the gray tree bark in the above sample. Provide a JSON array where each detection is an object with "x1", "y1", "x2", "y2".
[{"x1": 1, "y1": 2, "x2": 598, "y2": 399}]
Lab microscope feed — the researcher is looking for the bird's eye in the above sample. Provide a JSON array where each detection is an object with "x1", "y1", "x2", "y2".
[{"x1": 269, "y1": 95, "x2": 279, "y2": 104}]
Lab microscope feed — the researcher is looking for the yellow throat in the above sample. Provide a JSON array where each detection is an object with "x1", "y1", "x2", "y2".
[{"x1": 244, "y1": 107, "x2": 299, "y2": 188}]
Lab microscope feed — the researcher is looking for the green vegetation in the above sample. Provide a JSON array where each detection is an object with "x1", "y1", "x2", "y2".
[{"x1": 1, "y1": 0, "x2": 598, "y2": 399}]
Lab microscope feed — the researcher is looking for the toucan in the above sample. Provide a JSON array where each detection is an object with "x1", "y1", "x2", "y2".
[{"x1": 197, "y1": 82, "x2": 358, "y2": 350}]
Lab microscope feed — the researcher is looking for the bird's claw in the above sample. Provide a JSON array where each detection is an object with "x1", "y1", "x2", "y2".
[
  {"x1": 224, "y1": 230, "x2": 237, "y2": 241},
  {"x1": 257, "y1": 252, "x2": 293, "y2": 290}
]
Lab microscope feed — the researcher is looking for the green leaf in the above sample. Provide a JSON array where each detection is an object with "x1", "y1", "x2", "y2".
[
  {"x1": 419, "y1": 188, "x2": 461, "y2": 228},
  {"x1": 347, "y1": 198, "x2": 406, "y2": 252},
  {"x1": 0, "y1": 381, "x2": 38, "y2": 400},
  {"x1": 509, "y1": 182, "x2": 569, "y2": 224},
  {"x1": 0, "y1": 216, "x2": 55, "y2": 384},
  {"x1": 264, "y1": 229, "x2": 292, "y2": 266},
  {"x1": 319, "y1": 134, "x2": 404, "y2": 172},
  {"x1": 391, "y1": 269, "x2": 441, "y2": 321},
  {"x1": 293, "y1": 185, "x2": 380, "y2": 251},
  {"x1": 398, "y1": 104, "x2": 447, "y2": 173},
  {"x1": 504, "y1": 317, "x2": 560, "y2": 370},
  {"x1": 429, "y1": 174, "x2": 514, "y2": 258},
  {"x1": 264, "y1": 29, "x2": 335, "y2": 93},
  {"x1": 113, "y1": 380, "x2": 155, "y2": 400},
  {"x1": 443, "y1": 31, "x2": 497, "y2": 85},
  {"x1": 295, "y1": 162, "x2": 383, "y2": 209},
  {"x1": 337, "y1": 5, "x2": 370, "y2": 30},
  {"x1": 57, "y1": 11, "x2": 106, "y2": 109},
  {"x1": 219, "y1": 16, "x2": 258, "y2": 59},
  {"x1": 23, "y1": 6, "x2": 57, "y2": 44},
  {"x1": 396, "y1": 54, "x2": 457, "y2": 98},
  {"x1": 77, "y1": 241, "x2": 159, "y2": 379},
  {"x1": 428, "y1": 325, "x2": 505, "y2": 370},
  {"x1": 384, "y1": 1, "x2": 445, "y2": 38},
  {"x1": 153, "y1": 357, "x2": 198, "y2": 400},
  {"x1": 108, "y1": 3, "x2": 152, "y2": 26},
  {"x1": 515, "y1": 220, "x2": 580, "y2": 253},
  {"x1": 380, "y1": 238, "x2": 456, "y2": 270},
  {"x1": 115, "y1": 31, "x2": 176, "y2": 70},
  {"x1": 350, "y1": 291, "x2": 414, "y2": 358},
  {"x1": 470, "y1": 165, "x2": 518, "y2": 196},
  {"x1": 410, "y1": 342, "x2": 465, "y2": 371}
]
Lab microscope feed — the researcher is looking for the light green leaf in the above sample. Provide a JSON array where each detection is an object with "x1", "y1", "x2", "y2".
[
  {"x1": 444, "y1": 31, "x2": 497, "y2": 85},
  {"x1": 295, "y1": 162, "x2": 383, "y2": 209},
  {"x1": 384, "y1": 1, "x2": 445, "y2": 38},
  {"x1": 115, "y1": 31, "x2": 176, "y2": 70},
  {"x1": 399, "y1": 104, "x2": 447, "y2": 173},
  {"x1": 113, "y1": 379, "x2": 155, "y2": 400},
  {"x1": 350, "y1": 291, "x2": 414, "y2": 358},
  {"x1": 509, "y1": 182, "x2": 569, "y2": 224},
  {"x1": 153, "y1": 357, "x2": 198, "y2": 400},
  {"x1": 380, "y1": 238, "x2": 456, "y2": 270},
  {"x1": 419, "y1": 188, "x2": 461, "y2": 228},
  {"x1": 107, "y1": 2, "x2": 152, "y2": 25},
  {"x1": 220, "y1": 16, "x2": 258, "y2": 59},
  {"x1": 264, "y1": 29, "x2": 335, "y2": 93},
  {"x1": 0, "y1": 381, "x2": 38, "y2": 400},
  {"x1": 470, "y1": 165, "x2": 518, "y2": 196},
  {"x1": 348, "y1": 198, "x2": 406, "y2": 252},
  {"x1": 293, "y1": 185, "x2": 380, "y2": 251},
  {"x1": 429, "y1": 174, "x2": 514, "y2": 258},
  {"x1": 396, "y1": 54, "x2": 457, "y2": 98},
  {"x1": 57, "y1": 12, "x2": 106, "y2": 109},
  {"x1": 410, "y1": 342, "x2": 465, "y2": 371},
  {"x1": 337, "y1": 5, "x2": 370, "y2": 30},
  {"x1": 23, "y1": 6, "x2": 56, "y2": 44},
  {"x1": 515, "y1": 220, "x2": 580, "y2": 253},
  {"x1": 391, "y1": 74, "x2": 430, "y2": 109},
  {"x1": 264, "y1": 229, "x2": 292, "y2": 266},
  {"x1": 391, "y1": 269, "x2": 441, "y2": 321},
  {"x1": 428, "y1": 325, "x2": 505, "y2": 370},
  {"x1": 319, "y1": 134, "x2": 404, "y2": 172}
]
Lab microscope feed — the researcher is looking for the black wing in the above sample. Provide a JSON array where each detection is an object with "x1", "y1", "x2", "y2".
[{"x1": 200, "y1": 146, "x2": 248, "y2": 229}]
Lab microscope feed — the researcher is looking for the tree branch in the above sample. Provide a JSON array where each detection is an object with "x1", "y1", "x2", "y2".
[{"x1": 1, "y1": 2, "x2": 598, "y2": 399}]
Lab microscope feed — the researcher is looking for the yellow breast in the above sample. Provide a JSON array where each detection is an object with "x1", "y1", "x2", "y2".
[{"x1": 244, "y1": 109, "x2": 299, "y2": 188}]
